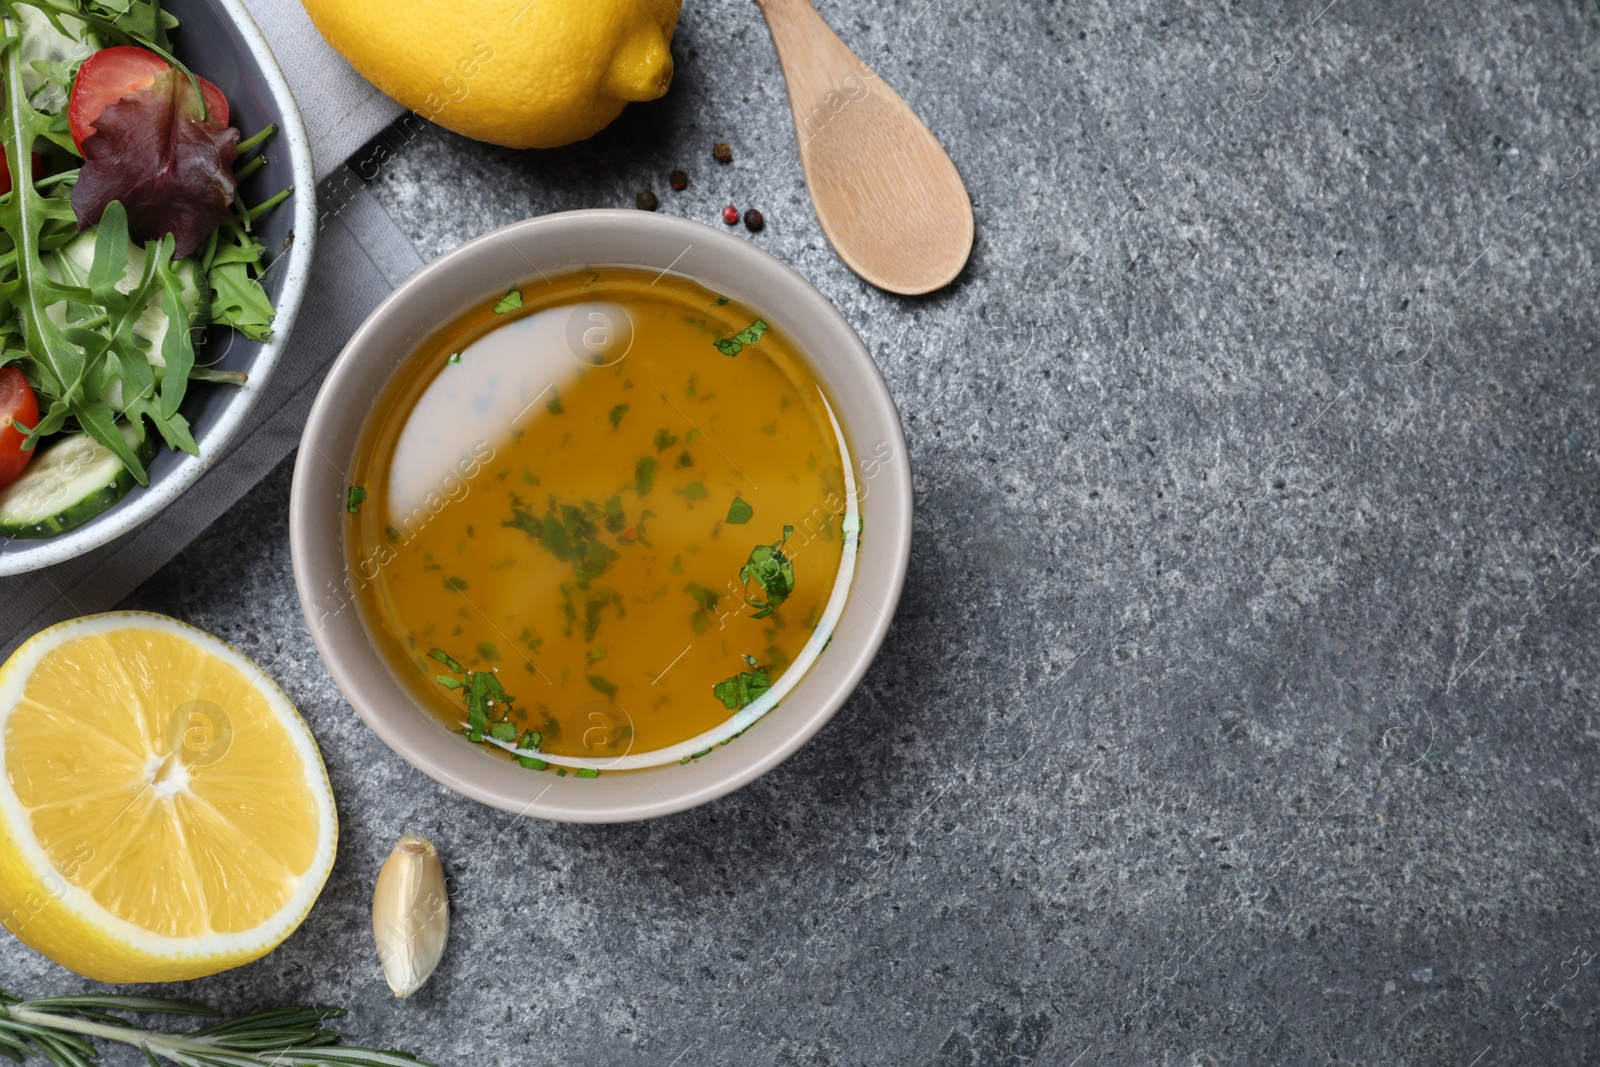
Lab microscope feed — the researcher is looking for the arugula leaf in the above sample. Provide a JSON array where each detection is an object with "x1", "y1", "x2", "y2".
[
  {"x1": 493, "y1": 288, "x2": 523, "y2": 314},
  {"x1": 157, "y1": 261, "x2": 195, "y2": 417},
  {"x1": 206, "y1": 220, "x2": 275, "y2": 340},
  {"x1": 713, "y1": 318, "x2": 769, "y2": 357},
  {"x1": 0, "y1": 29, "x2": 110, "y2": 462},
  {"x1": 72, "y1": 67, "x2": 239, "y2": 258},
  {"x1": 726, "y1": 496, "x2": 753, "y2": 524},
  {"x1": 740, "y1": 525, "x2": 795, "y2": 619}
]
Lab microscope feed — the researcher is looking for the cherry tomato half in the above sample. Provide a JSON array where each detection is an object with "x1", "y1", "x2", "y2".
[
  {"x1": 0, "y1": 366, "x2": 40, "y2": 489},
  {"x1": 68, "y1": 46, "x2": 229, "y2": 153}
]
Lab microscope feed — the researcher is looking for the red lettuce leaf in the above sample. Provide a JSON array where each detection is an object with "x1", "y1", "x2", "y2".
[{"x1": 72, "y1": 69, "x2": 238, "y2": 259}]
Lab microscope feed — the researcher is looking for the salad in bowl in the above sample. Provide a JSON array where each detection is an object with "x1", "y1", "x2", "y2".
[{"x1": 0, "y1": 0, "x2": 311, "y2": 566}]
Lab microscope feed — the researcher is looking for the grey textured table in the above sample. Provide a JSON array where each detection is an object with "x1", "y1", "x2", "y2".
[{"x1": 6, "y1": 1, "x2": 1599, "y2": 1063}]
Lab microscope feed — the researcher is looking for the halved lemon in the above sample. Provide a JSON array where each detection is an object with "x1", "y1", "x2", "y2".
[{"x1": 0, "y1": 612, "x2": 337, "y2": 983}]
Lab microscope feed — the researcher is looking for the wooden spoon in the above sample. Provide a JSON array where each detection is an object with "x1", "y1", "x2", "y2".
[{"x1": 756, "y1": 0, "x2": 974, "y2": 295}]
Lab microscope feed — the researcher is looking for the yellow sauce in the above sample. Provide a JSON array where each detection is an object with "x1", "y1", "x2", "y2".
[{"x1": 348, "y1": 270, "x2": 848, "y2": 764}]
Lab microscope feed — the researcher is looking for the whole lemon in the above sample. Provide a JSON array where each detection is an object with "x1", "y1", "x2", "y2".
[{"x1": 300, "y1": 0, "x2": 680, "y2": 149}]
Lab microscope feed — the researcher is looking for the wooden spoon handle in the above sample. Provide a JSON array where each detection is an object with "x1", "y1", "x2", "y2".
[{"x1": 757, "y1": 0, "x2": 973, "y2": 295}]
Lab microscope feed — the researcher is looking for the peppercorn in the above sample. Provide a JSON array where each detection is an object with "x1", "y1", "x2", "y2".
[
  {"x1": 743, "y1": 208, "x2": 765, "y2": 232},
  {"x1": 712, "y1": 142, "x2": 733, "y2": 164},
  {"x1": 721, "y1": 205, "x2": 740, "y2": 225},
  {"x1": 669, "y1": 169, "x2": 688, "y2": 191},
  {"x1": 636, "y1": 190, "x2": 659, "y2": 211}
]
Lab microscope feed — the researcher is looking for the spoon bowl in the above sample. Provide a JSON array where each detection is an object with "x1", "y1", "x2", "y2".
[{"x1": 758, "y1": 0, "x2": 973, "y2": 295}]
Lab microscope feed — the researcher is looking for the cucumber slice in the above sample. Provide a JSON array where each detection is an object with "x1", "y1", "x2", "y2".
[
  {"x1": 16, "y1": 5, "x2": 99, "y2": 114},
  {"x1": 52, "y1": 234, "x2": 209, "y2": 365},
  {"x1": 0, "y1": 423, "x2": 157, "y2": 539},
  {"x1": 44, "y1": 236, "x2": 210, "y2": 412}
]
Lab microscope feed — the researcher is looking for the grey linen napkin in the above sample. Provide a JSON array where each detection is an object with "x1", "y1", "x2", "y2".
[{"x1": 0, "y1": 2, "x2": 424, "y2": 654}]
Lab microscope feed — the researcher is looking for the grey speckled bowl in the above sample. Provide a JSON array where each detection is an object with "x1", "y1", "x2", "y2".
[
  {"x1": 0, "y1": 0, "x2": 316, "y2": 576},
  {"x1": 290, "y1": 210, "x2": 912, "y2": 823}
]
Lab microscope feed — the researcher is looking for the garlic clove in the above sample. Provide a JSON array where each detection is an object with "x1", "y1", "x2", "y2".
[{"x1": 371, "y1": 833, "x2": 449, "y2": 998}]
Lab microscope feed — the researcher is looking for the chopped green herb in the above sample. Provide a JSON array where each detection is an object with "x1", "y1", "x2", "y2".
[
  {"x1": 587, "y1": 675, "x2": 618, "y2": 698},
  {"x1": 430, "y1": 648, "x2": 515, "y2": 743},
  {"x1": 636, "y1": 456, "x2": 658, "y2": 496},
  {"x1": 726, "y1": 496, "x2": 754, "y2": 524},
  {"x1": 520, "y1": 755, "x2": 549, "y2": 770},
  {"x1": 712, "y1": 659, "x2": 773, "y2": 710},
  {"x1": 506, "y1": 498, "x2": 620, "y2": 587},
  {"x1": 741, "y1": 525, "x2": 795, "y2": 619},
  {"x1": 521, "y1": 470, "x2": 540, "y2": 486},
  {"x1": 476, "y1": 642, "x2": 500, "y2": 662},
  {"x1": 654, "y1": 428, "x2": 680, "y2": 451},
  {"x1": 547, "y1": 392, "x2": 565, "y2": 415},
  {"x1": 675, "y1": 451, "x2": 694, "y2": 469},
  {"x1": 581, "y1": 588, "x2": 623, "y2": 642},
  {"x1": 713, "y1": 318, "x2": 770, "y2": 357},
  {"x1": 444, "y1": 576, "x2": 470, "y2": 592},
  {"x1": 684, "y1": 582, "x2": 721, "y2": 634},
  {"x1": 446, "y1": 352, "x2": 461, "y2": 364},
  {"x1": 601, "y1": 494, "x2": 625, "y2": 533},
  {"x1": 609, "y1": 403, "x2": 630, "y2": 428},
  {"x1": 675, "y1": 481, "x2": 709, "y2": 500},
  {"x1": 711, "y1": 296, "x2": 729, "y2": 306},
  {"x1": 633, "y1": 509, "x2": 657, "y2": 547},
  {"x1": 346, "y1": 486, "x2": 367, "y2": 514},
  {"x1": 587, "y1": 647, "x2": 607, "y2": 663},
  {"x1": 386, "y1": 524, "x2": 401, "y2": 543},
  {"x1": 576, "y1": 767, "x2": 599, "y2": 778},
  {"x1": 493, "y1": 289, "x2": 524, "y2": 314},
  {"x1": 429, "y1": 648, "x2": 465, "y2": 673}
]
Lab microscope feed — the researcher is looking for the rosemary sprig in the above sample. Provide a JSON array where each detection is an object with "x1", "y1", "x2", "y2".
[{"x1": 0, "y1": 990, "x2": 433, "y2": 1066}]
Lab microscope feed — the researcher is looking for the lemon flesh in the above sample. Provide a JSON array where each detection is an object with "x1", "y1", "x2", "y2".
[
  {"x1": 0, "y1": 612, "x2": 337, "y2": 983},
  {"x1": 301, "y1": 0, "x2": 680, "y2": 149}
]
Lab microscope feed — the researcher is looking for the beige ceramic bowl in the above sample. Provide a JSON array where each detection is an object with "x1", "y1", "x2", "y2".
[{"x1": 290, "y1": 210, "x2": 912, "y2": 822}]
